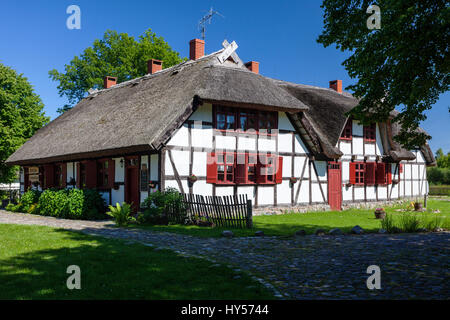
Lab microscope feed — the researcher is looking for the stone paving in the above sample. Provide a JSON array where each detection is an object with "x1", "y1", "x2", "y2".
[{"x1": 0, "y1": 210, "x2": 449, "y2": 299}]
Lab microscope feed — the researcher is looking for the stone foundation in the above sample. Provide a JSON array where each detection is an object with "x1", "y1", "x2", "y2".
[{"x1": 252, "y1": 196, "x2": 426, "y2": 216}]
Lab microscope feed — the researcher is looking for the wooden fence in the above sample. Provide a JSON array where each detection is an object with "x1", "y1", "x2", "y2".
[{"x1": 165, "y1": 194, "x2": 253, "y2": 229}]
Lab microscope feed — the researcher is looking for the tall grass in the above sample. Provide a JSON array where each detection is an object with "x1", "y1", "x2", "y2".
[{"x1": 381, "y1": 212, "x2": 445, "y2": 233}]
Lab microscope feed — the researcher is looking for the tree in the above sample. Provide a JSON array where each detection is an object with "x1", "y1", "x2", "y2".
[
  {"x1": 0, "y1": 63, "x2": 49, "y2": 182},
  {"x1": 435, "y1": 148, "x2": 450, "y2": 168},
  {"x1": 317, "y1": 0, "x2": 449, "y2": 149},
  {"x1": 49, "y1": 29, "x2": 186, "y2": 114}
]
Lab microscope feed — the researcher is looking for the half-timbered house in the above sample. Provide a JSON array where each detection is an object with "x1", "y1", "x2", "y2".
[{"x1": 6, "y1": 39, "x2": 436, "y2": 212}]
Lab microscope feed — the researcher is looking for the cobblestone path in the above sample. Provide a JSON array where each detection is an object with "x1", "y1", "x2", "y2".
[{"x1": 1, "y1": 210, "x2": 448, "y2": 299}]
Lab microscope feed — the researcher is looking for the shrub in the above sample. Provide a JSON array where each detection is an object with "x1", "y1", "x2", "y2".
[
  {"x1": 421, "y1": 215, "x2": 444, "y2": 230},
  {"x1": 37, "y1": 189, "x2": 69, "y2": 217},
  {"x1": 427, "y1": 167, "x2": 450, "y2": 185},
  {"x1": 106, "y1": 202, "x2": 133, "y2": 227},
  {"x1": 8, "y1": 190, "x2": 41, "y2": 213},
  {"x1": 141, "y1": 188, "x2": 186, "y2": 225}
]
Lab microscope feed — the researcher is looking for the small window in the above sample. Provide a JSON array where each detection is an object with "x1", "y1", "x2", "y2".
[
  {"x1": 340, "y1": 119, "x2": 352, "y2": 140},
  {"x1": 363, "y1": 123, "x2": 376, "y2": 142},
  {"x1": 217, "y1": 153, "x2": 235, "y2": 184},
  {"x1": 354, "y1": 162, "x2": 365, "y2": 185},
  {"x1": 97, "y1": 161, "x2": 109, "y2": 188}
]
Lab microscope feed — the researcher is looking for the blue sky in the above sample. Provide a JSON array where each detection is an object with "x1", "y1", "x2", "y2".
[{"x1": 0, "y1": 0, "x2": 448, "y2": 153}]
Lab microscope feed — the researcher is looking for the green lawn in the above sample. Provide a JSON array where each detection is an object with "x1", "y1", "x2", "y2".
[
  {"x1": 132, "y1": 197, "x2": 450, "y2": 238},
  {"x1": 0, "y1": 224, "x2": 273, "y2": 300}
]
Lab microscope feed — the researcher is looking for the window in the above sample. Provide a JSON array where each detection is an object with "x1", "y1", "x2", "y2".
[
  {"x1": 97, "y1": 160, "x2": 109, "y2": 188},
  {"x1": 216, "y1": 107, "x2": 236, "y2": 130},
  {"x1": 238, "y1": 111, "x2": 257, "y2": 132},
  {"x1": 340, "y1": 119, "x2": 352, "y2": 140},
  {"x1": 214, "y1": 153, "x2": 235, "y2": 184},
  {"x1": 214, "y1": 105, "x2": 277, "y2": 134},
  {"x1": 363, "y1": 123, "x2": 376, "y2": 142},
  {"x1": 207, "y1": 152, "x2": 283, "y2": 185},
  {"x1": 350, "y1": 162, "x2": 365, "y2": 185}
]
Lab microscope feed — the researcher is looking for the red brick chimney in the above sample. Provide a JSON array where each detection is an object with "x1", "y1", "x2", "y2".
[
  {"x1": 147, "y1": 59, "x2": 163, "y2": 74},
  {"x1": 245, "y1": 61, "x2": 259, "y2": 74},
  {"x1": 189, "y1": 39, "x2": 205, "y2": 60},
  {"x1": 329, "y1": 80, "x2": 342, "y2": 93},
  {"x1": 104, "y1": 76, "x2": 117, "y2": 89}
]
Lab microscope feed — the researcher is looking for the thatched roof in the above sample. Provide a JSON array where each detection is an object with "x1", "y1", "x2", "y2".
[
  {"x1": 6, "y1": 50, "x2": 307, "y2": 165},
  {"x1": 274, "y1": 80, "x2": 435, "y2": 165}
]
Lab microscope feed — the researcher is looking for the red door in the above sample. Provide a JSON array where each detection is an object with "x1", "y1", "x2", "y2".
[
  {"x1": 328, "y1": 162, "x2": 342, "y2": 211},
  {"x1": 125, "y1": 157, "x2": 140, "y2": 213}
]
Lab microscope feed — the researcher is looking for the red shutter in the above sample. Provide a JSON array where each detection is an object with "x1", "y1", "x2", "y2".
[
  {"x1": 76, "y1": 162, "x2": 81, "y2": 188},
  {"x1": 365, "y1": 162, "x2": 376, "y2": 185},
  {"x1": 43, "y1": 164, "x2": 55, "y2": 189},
  {"x1": 235, "y1": 153, "x2": 247, "y2": 184},
  {"x1": 62, "y1": 163, "x2": 67, "y2": 188},
  {"x1": 349, "y1": 162, "x2": 356, "y2": 185},
  {"x1": 276, "y1": 156, "x2": 283, "y2": 184},
  {"x1": 376, "y1": 163, "x2": 386, "y2": 185},
  {"x1": 386, "y1": 164, "x2": 392, "y2": 184},
  {"x1": 256, "y1": 155, "x2": 267, "y2": 184},
  {"x1": 206, "y1": 152, "x2": 217, "y2": 183},
  {"x1": 85, "y1": 160, "x2": 97, "y2": 189},
  {"x1": 108, "y1": 159, "x2": 115, "y2": 188}
]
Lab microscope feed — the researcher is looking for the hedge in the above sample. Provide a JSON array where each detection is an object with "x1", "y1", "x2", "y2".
[{"x1": 6, "y1": 188, "x2": 106, "y2": 220}]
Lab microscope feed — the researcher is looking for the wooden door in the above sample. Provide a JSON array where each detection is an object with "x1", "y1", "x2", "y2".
[
  {"x1": 125, "y1": 157, "x2": 140, "y2": 213},
  {"x1": 328, "y1": 162, "x2": 342, "y2": 211}
]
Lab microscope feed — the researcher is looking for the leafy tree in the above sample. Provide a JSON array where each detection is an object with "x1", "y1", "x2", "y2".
[
  {"x1": 0, "y1": 63, "x2": 49, "y2": 182},
  {"x1": 317, "y1": 0, "x2": 449, "y2": 149},
  {"x1": 49, "y1": 29, "x2": 186, "y2": 114},
  {"x1": 435, "y1": 148, "x2": 450, "y2": 168}
]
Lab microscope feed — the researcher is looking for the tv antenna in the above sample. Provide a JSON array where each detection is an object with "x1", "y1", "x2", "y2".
[{"x1": 198, "y1": 7, "x2": 224, "y2": 40}]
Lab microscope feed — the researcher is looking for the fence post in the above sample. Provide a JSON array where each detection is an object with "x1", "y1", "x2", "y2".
[
  {"x1": 424, "y1": 194, "x2": 427, "y2": 208},
  {"x1": 246, "y1": 199, "x2": 253, "y2": 229}
]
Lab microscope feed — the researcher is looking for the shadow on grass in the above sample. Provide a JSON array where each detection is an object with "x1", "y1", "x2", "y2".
[{"x1": 0, "y1": 226, "x2": 273, "y2": 300}]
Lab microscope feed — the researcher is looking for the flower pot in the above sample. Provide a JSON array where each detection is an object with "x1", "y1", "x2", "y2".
[{"x1": 374, "y1": 210, "x2": 386, "y2": 219}]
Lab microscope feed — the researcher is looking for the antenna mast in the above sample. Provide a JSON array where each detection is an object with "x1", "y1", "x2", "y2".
[{"x1": 198, "y1": 7, "x2": 224, "y2": 40}]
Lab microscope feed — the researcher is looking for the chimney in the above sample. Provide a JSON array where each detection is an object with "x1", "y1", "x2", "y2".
[
  {"x1": 245, "y1": 61, "x2": 259, "y2": 74},
  {"x1": 189, "y1": 39, "x2": 205, "y2": 60},
  {"x1": 104, "y1": 76, "x2": 117, "y2": 89},
  {"x1": 329, "y1": 80, "x2": 342, "y2": 93},
  {"x1": 147, "y1": 59, "x2": 163, "y2": 74}
]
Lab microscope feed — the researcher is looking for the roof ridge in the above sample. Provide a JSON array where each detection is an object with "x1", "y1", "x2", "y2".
[{"x1": 89, "y1": 48, "x2": 226, "y2": 96}]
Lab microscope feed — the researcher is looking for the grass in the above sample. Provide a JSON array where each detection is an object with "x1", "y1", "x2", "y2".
[
  {"x1": 0, "y1": 224, "x2": 273, "y2": 300},
  {"x1": 429, "y1": 185, "x2": 450, "y2": 196},
  {"x1": 131, "y1": 197, "x2": 450, "y2": 238}
]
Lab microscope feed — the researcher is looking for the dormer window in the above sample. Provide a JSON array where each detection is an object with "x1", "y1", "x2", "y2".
[
  {"x1": 363, "y1": 123, "x2": 376, "y2": 142},
  {"x1": 340, "y1": 119, "x2": 352, "y2": 140},
  {"x1": 214, "y1": 105, "x2": 278, "y2": 134}
]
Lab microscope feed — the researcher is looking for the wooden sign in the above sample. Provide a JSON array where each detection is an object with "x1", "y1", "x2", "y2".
[
  {"x1": 217, "y1": 41, "x2": 238, "y2": 64},
  {"x1": 29, "y1": 175, "x2": 40, "y2": 183},
  {"x1": 28, "y1": 167, "x2": 39, "y2": 174}
]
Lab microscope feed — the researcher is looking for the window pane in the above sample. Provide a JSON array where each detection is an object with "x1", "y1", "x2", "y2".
[
  {"x1": 217, "y1": 121, "x2": 226, "y2": 130},
  {"x1": 217, "y1": 155, "x2": 224, "y2": 164},
  {"x1": 239, "y1": 115, "x2": 247, "y2": 131},
  {"x1": 218, "y1": 165, "x2": 225, "y2": 173},
  {"x1": 226, "y1": 115, "x2": 235, "y2": 129},
  {"x1": 226, "y1": 154, "x2": 234, "y2": 163}
]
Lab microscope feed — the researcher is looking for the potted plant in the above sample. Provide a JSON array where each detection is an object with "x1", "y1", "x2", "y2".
[
  {"x1": 414, "y1": 202, "x2": 423, "y2": 211},
  {"x1": 289, "y1": 177, "x2": 298, "y2": 184},
  {"x1": 188, "y1": 174, "x2": 197, "y2": 187},
  {"x1": 392, "y1": 179, "x2": 399, "y2": 185},
  {"x1": 148, "y1": 181, "x2": 157, "y2": 189},
  {"x1": 374, "y1": 207, "x2": 386, "y2": 219}
]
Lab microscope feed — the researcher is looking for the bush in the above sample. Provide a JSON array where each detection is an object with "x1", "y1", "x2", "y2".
[
  {"x1": 8, "y1": 190, "x2": 41, "y2": 213},
  {"x1": 427, "y1": 167, "x2": 450, "y2": 185},
  {"x1": 399, "y1": 213, "x2": 421, "y2": 233},
  {"x1": 140, "y1": 188, "x2": 186, "y2": 225},
  {"x1": 37, "y1": 188, "x2": 106, "y2": 220},
  {"x1": 5, "y1": 188, "x2": 106, "y2": 220},
  {"x1": 106, "y1": 202, "x2": 133, "y2": 227}
]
